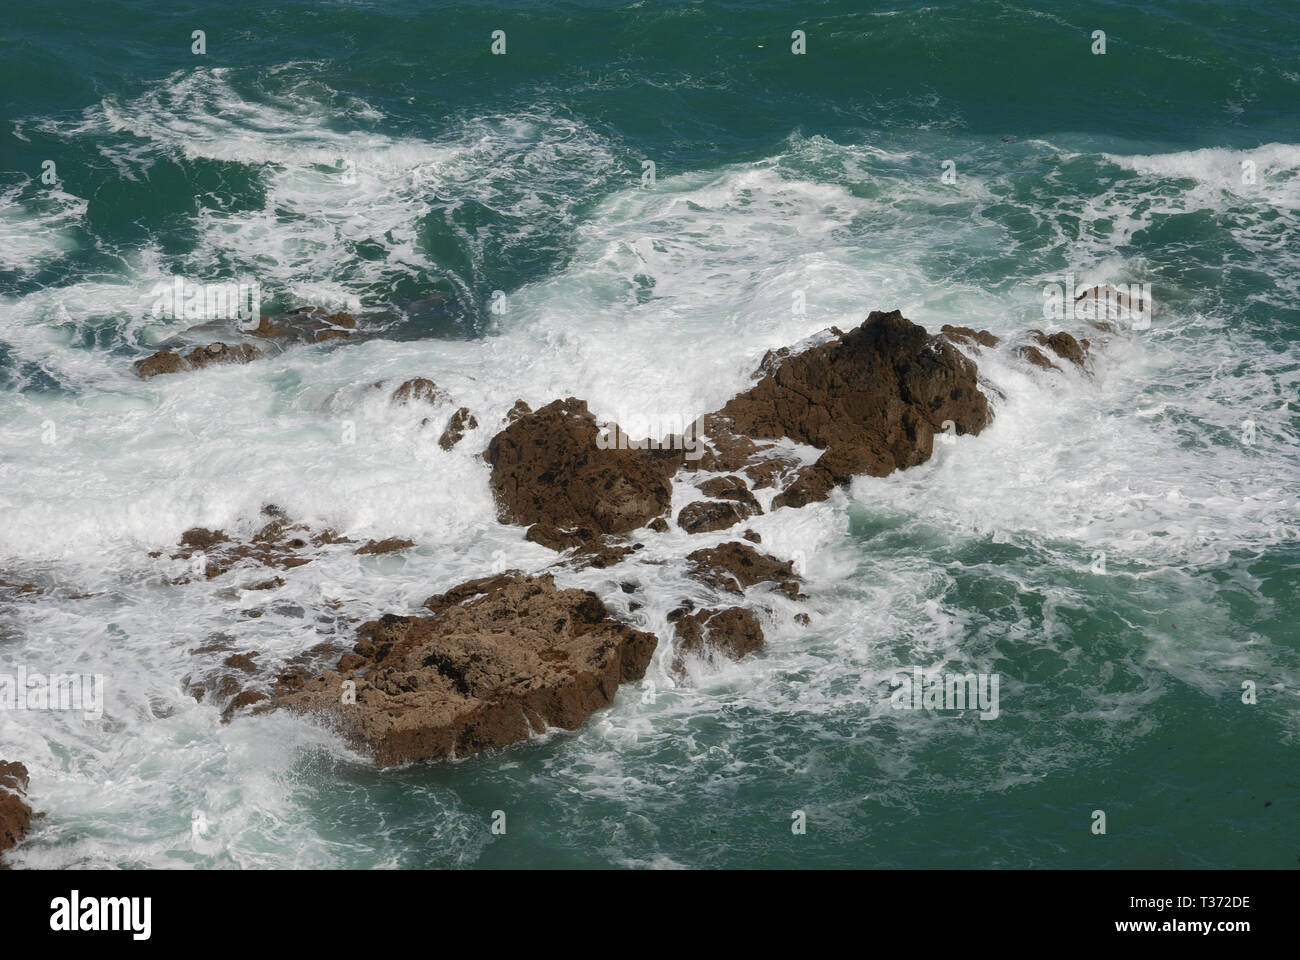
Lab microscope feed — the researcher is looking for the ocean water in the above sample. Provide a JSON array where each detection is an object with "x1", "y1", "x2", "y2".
[{"x1": 0, "y1": 0, "x2": 1297, "y2": 868}]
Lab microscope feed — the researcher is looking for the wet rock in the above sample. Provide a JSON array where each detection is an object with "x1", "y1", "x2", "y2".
[
  {"x1": 677, "y1": 500, "x2": 748, "y2": 535},
  {"x1": 686, "y1": 541, "x2": 804, "y2": 599},
  {"x1": 135, "y1": 342, "x2": 263, "y2": 379},
  {"x1": 940, "y1": 324, "x2": 1000, "y2": 349},
  {"x1": 163, "y1": 508, "x2": 350, "y2": 583},
  {"x1": 0, "y1": 576, "x2": 42, "y2": 600},
  {"x1": 696, "y1": 474, "x2": 762, "y2": 513},
  {"x1": 277, "y1": 572, "x2": 658, "y2": 766},
  {"x1": 0, "y1": 761, "x2": 33, "y2": 862},
  {"x1": 439, "y1": 407, "x2": 478, "y2": 450},
  {"x1": 753, "y1": 346, "x2": 791, "y2": 379},
  {"x1": 487, "y1": 398, "x2": 681, "y2": 535},
  {"x1": 567, "y1": 540, "x2": 644, "y2": 571},
  {"x1": 1033, "y1": 330, "x2": 1086, "y2": 366},
  {"x1": 1016, "y1": 344, "x2": 1058, "y2": 370},
  {"x1": 134, "y1": 349, "x2": 188, "y2": 378},
  {"x1": 223, "y1": 651, "x2": 260, "y2": 674},
  {"x1": 711, "y1": 311, "x2": 990, "y2": 509},
  {"x1": 355, "y1": 538, "x2": 415, "y2": 556},
  {"x1": 525, "y1": 524, "x2": 597, "y2": 552},
  {"x1": 250, "y1": 307, "x2": 356, "y2": 343},
  {"x1": 671, "y1": 606, "x2": 765, "y2": 672},
  {"x1": 391, "y1": 377, "x2": 450, "y2": 407}
]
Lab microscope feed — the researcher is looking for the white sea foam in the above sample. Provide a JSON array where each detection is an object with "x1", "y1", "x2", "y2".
[{"x1": 3, "y1": 77, "x2": 1298, "y2": 867}]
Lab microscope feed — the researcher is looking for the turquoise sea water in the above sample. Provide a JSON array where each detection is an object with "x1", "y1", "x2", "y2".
[{"x1": 0, "y1": 1, "x2": 1297, "y2": 867}]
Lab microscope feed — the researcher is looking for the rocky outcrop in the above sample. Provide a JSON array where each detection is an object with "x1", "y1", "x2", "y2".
[
  {"x1": 0, "y1": 761, "x2": 33, "y2": 862},
  {"x1": 701, "y1": 311, "x2": 991, "y2": 509},
  {"x1": 176, "y1": 307, "x2": 1098, "y2": 763},
  {"x1": 276, "y1": 572, "x2": 657, "y2": 766},
  {"x1": 487, "y1": 398, "x2": 681, "y2": 534}
]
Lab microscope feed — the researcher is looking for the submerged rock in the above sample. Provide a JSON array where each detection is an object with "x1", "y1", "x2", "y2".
[
  {"x1": 249, "y1": 307, "x2": 356, "y2": 343},
  {"x1": 390, "y1": 377, "x2": 449, "y2": 407},
  {"x1": 134, "y1": 306, "x2": 357, "y2": 378},
  {"x1": 157, "y1": 506, "x2": 372, "y2": 585},
  {"x1": 135, "y1": 342, "x2": 263, "y2": 379},
  {"x1": 277, "y1": 572, "x2": 657, "y2": 766},
  {"x1": 355, "y1": 537, "x2": 415, "y2": 556}
]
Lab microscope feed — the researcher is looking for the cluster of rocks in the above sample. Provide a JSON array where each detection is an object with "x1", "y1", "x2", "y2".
[
  {"x1": 383, "y1": 376, "x2": 479, "y2": 450},
  {"x1": 155, "y1": 308, "x2": 1097, "y2": 766}
]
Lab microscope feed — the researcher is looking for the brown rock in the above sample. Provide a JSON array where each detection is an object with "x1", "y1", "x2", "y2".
[
  {"x1": 222, "y1": 689, "x2": 268, "y2": 723},
  {"x1": 525, "y1": 524, "x2": 596, "y2": 552},
  {"x1": 940, "y1": 324, "x2": 1000, "y2": 349},
  {"x1": 438, "y1": 407, "x2": 478, "y2": 450},
  {"x1": 355, "y1": 537, "x2": 415, "y2": 556},
  {"x1": 696, "y1": 474, "x2": 762, "y2": 513},
  {"x1": 487, "y1": 398, "x2": 682, "y2": 535},
  {"x1": 180, "y1": 528, "x2": 228, "y2": 551},
  {"x1": 248, "y1": 316, "x2": 284, "y2": 339},
  {"x1": 391, "y1": 377, "x2": 449, "y2": 407},
  {"x1": 135, "y1": 349, "x2": 189, "y2": 378},
  {"x1": 223, "y1": 651, "x2": 260, "y2": 673},
  {"x1": 677, "y1": 500, "x2": 747, "y2": 534},
  {"x1": 278, "y1": 573, "x2": 658, "y2": 766},
  {"x1": 712, "y1": 311, "x2": 989, "y2": 508},
  {"x1": 1037, "y1": 330, "x2": 1086, "y2": 366},
  {"x1": 1017, "y1": 344, "x2": 1058, "y2": 370},
  {"x1": 672, "y1": 606, "x2": 765, "y2": 671},
  {"x1": 0, "y1": 761, "x2": 33, "y2": 861},
  {"x1": 753, "y1": 346, "x2": 791, "y2": 379},
  {"x1": 182, "y1": 342, "x2": 261, "y2": 373},
  {"x1": 568, "y1": 541, "x2": 644, "y2": 570},
  {"x1": 686, "y1": 541, "x2": 804, "y2": 598}
]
